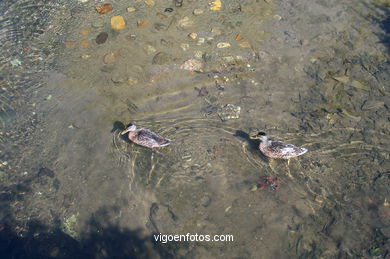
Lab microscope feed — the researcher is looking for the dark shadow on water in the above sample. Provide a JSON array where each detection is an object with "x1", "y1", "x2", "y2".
[
  {"x1": 234, "y1": 130, "x2": 268, "y2": 163},
  {"x1": 361, "y1": 2, "x2": 390, "y2": 52},
  {"x1": 0, "y1": 169, "x2": 183, "y2": 258},
  {"x1": 0, "y1": 207, "x2": 182, "y2": 259}
]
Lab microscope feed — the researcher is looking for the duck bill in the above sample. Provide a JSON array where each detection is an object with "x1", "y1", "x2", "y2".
[
  {"x1": 121, "y1": 128, "x2": 130, "y2": 135},
  {"x1": 249, "y1": 134, "x2": 259, "y2": 140}
]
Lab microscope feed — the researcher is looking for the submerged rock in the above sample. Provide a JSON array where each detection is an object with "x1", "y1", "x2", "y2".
[
  {"x1": 152, "y1": 52, "x2": 173, "y2": 65},
  {"x1": 181, "y1": 58, "x2": 203, "y2": 71},
  {"x1": 218, "y1": 104, "x2": 241, "y2": 121},
  {"x1": 96, "y1": 32, "x2": 108, "y2": 44},
  {"x1": 111, "y1": 16, "x2": 126, "y2": 30}
]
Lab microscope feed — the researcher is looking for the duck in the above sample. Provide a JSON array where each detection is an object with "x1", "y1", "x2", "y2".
[
  {"x1": 250, "y1": 132, "x2": 307, "y2": 159},
  {"x1": 121, "y1": 124, "x2": 171, "y2": 148}
]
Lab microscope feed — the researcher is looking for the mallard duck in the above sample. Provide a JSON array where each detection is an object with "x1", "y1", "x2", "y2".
[
  {"x1": 121, "y1": 124, "x2": 171, "y2": 148},
  {"x1": 250, "y1": 132, "x2": 307, "y2": 159}
]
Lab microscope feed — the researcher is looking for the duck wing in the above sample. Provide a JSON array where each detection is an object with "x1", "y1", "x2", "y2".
[
  {"x1": 137, "y1": 129, "x2": 171, "y2": 146},
  {"x1": 269, "y1": 140, "x2": 307, "y2": 156},
  {"x1": 279, "y1": 144, "x2": 307, "y2": 156}
]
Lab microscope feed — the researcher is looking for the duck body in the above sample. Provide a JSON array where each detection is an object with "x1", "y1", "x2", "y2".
[
  {"x1": 251, "y1": 132, "x2": 307, "y2": 159},
  {"x1": 121, "y1": 124, "x2": 171, "y2": 148}
]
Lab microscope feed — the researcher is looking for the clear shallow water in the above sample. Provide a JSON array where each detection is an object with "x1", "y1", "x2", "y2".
[{"x1": 1, "y1": 0, "x2": 389, "y2": 258}]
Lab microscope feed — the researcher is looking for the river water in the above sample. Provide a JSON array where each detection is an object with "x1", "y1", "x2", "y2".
[{"x1": 0, "y1": 0, "x2": 389, "y2": 258}]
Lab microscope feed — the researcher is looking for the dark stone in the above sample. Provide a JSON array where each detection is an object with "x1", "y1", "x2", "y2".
[{"x1": 96, "y1": 32, "x2": 108, "y2": 44}]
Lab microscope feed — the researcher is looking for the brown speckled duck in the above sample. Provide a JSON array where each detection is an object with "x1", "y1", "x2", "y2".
[
  {"x1": 121, "y1": 124, "x2": 171, "y2": 148},
  {"x1": 250, "y1": 132, "x2": 307, "y2": 159}
]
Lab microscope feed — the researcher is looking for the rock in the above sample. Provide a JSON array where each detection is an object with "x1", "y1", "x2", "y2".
[
  {"x1": 218, "y1": 104, "x2": 241, "y2": 121},
  {"x1": 196, "y1": 38, "x2": 205, "y2": 45},
  {"x1": 177, "y1": 16, "x2": 192, "y2": 28},
  {"x1": 80, "y1": 28, "x2": 90, "y2": 36},
  {"x1": 217, "y1": 42, "x2": 231, "y2": 48},
  {"x1": 96, "y1": 32, "x2": 108, "y2": 44},
  {"x1": 143, "y1": 44, "x2": 157, "y2": 55},
  {"x1": 111, "y1": 16, "x2": 126, "y2": 30},
  {"x1": 80, "y1": 39, "x2": 91, "y2": 48},
  {"x1": 193, "y1": 8, "x2": 204, "y2": 15},
  {"x1": 127, "y1": 6, "x2": 136, "y2": 12},
  {"x1": 127, "y1": 77, "x2": 139, "y2": 86},
  {"x1": 154, "y1": 23, "x2": 167, "y2": 31},
  {"x1": 111, "y1": 72, "x2": 126, "y2": 83},
  {"x1": 96, "y1": 4, "x2": 113, "y2": 14},
  {"x1": 239, "y1": 41, "x2": 251, "y2": 48},
  {"x1": 194, "y1": 51, "x2": 203, "y2": 58},
  {"x1": 137, "y1": 19, "x2": 149, "y2": 28},
  {"x1": 188, "y1": 32, "x2": 197, "y2": 39},
  {"x1": 152, "y1": 52, "x2": 173, "y2": 65},
  {"x1": 211, "y1": 27, "x2": 222, "y2": 36},
  {"x1": 210, "y1": 0, "x2": 222, "y2": 11},
  {"x1": 200, "y1": 195, "x2": 211, "y2": 207},
  {"x1": 181, "y1": 58, "x2": 203, "y2": 71},
  {"x1": 198, "y1": 87, "x2": 209, "y2": 96},
  {"x1": 180, "y1": 43, "x2": 189, "y2": 51},
  {"x1": 103, "y1": 53, "x2": 117, "y2": 64},
  {"x1": 145, "y1": 0, "x2": 155, "y2": 7}
]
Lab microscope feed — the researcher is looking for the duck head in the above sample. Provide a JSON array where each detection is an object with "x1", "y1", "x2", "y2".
[
  {"x1": 121, "y1": 123, "x2": 137, "y2": 135},
  {"x1": 250, "y1": 131, "x2": 268, "y2": 142}
]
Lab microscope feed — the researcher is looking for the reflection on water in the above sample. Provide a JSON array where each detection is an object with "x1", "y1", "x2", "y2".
[{"x1": 1, "y1": 0, "x2": 390, "y2": 258}]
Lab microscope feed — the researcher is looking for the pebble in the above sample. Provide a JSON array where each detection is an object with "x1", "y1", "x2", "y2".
[
  {"x1": 218, "y1": 104, "x2": 241, "y2": 121},
  {"x1": 177, "y1": 16, "x2": 192, "y2": 28},
  {"x1": 152, "y1": 52, "x2": 173, "y2": 65},
  {"x1": 210, "y1": 0, "x2": 222, "y2": 11},
  {"x1": 143, "y1": 44, "x2": 157, "y2": 55},
  {"x1": 193, "y1": 8, "x2": 204, "y2": 15},
  {"x1": 239, "y1": 41, "x2": 251, "y2": 48},
  {"x1": 211, "y1": 27, "x2": 222, "y2": 36},
  {"x1": 194, "y1": 51, "x2": 203, "y2": 58},
  {"x1": 180, "y1": 43, "x2": 189, "y2": 51},
  {"x1": 111, "y1": 72, "x2": 126, "y2": 83},
  {"x1": 96, "y1": 32, "x2": 108, "y2": 44},
  {"x1": 103, "y1": 53, "x2": 117, "y2": 64},
  {"x1": 145, "y1": 0, "x2": 155, "y2": 7},
  {"x1": 81, "y1": 54, "x2": 91, "y2": 59},
  {"x1": 96, "y1": 4, "x2": 113, "y2": 14},
  {"x1": 180, "y1": 58, "x2": 203, "y2": 71},
  {"x1": 137, "y1": 19, "x2": 149, "y2": 28},
  {"x1": 80, "y1": 39, "x2": 91, "y2": 48},
  {"x1": 111, "y1": 16, "x2": 126, "y2": 30},
  {"x1": 127, "y1": 77, "x2": 139, "y2": 86},
  {"x1": 154, "y1": 23, "x2": 167, "y2": 31},
  {"x1": 217, "y1": 42, "x2": 231, "y2": 48},
  {"x1": 196, "y1": 38, "x2": 205, "y2": 45},
  {"x1": 188, "y1": 32, "x2": 197, "y2": 39},
  {"x1": 127, "y1": 6, "x2": 137, "y2": 12},
  {"x1": 80, "y1": 28, "x2": 90, "y2": 36}
]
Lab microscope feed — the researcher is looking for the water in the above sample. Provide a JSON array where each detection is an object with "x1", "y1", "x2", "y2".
[{"x1": 1, "y1": 0, "x2": 389, "y2": 258}]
